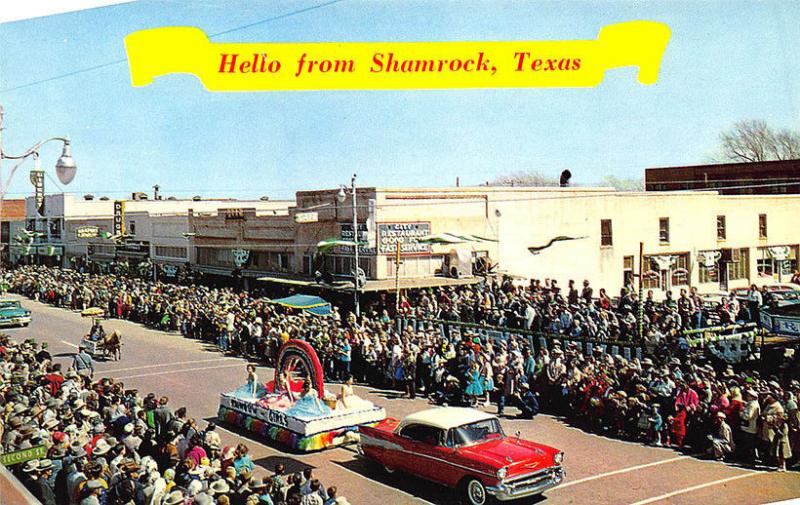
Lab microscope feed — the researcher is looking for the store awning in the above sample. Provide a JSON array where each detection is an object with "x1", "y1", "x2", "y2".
[
  {"x1": 269, "y1": 294, "x2": 332, "y2": 316},
  {"x1": 418, "y1": 233, "x2": 497, "y2": 245}
]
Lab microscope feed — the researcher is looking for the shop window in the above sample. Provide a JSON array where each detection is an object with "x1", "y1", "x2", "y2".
[
  {"x1": 729, "y1": 248, "x2": 749, "y2": 281},
  {"x1": 757, "y1": 245, "x2": 798, "y2": 279},
  {"x1": 698, "y1": 250, "x2": 720, "y2": 283},
  {"x1": 670, "y1": 253, "x2": 690, "y2": 286}
]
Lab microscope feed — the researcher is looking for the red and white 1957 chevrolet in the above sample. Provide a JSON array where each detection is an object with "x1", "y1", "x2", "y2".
[{"x1": 358, "y1": 407, "x2": 565, "y2": 505}]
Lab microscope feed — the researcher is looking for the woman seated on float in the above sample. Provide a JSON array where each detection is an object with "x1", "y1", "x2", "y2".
[{"x1": 336, "y1": 375, "x2": 372, "y2": 410}]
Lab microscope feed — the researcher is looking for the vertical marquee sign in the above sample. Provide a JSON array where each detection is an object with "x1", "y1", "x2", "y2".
[
  {"x1": 29, "y1": 170, "x2": 45, "y2": 216},
  {"x1": 113, "y1": 200, "x2": 126, "y2": 236}
]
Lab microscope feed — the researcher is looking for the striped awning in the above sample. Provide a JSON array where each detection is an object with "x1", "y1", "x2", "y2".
[{"x1": 417, "y1": 233, "x2": 497, "y2": 244}]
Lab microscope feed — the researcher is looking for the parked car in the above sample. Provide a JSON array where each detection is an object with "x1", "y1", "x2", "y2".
[
  {"x1": 768, "y1": 290, "x2": 800, "y2": 308},
  {"x1": 0, "y1": 299, "x2": 31, "y2": 327},
  {"x1": 358, "y1": 407, "x2": 565, "y2": 505},
  {"x1": 731, "y1": 284, "x2": 799, "y2": 301}
]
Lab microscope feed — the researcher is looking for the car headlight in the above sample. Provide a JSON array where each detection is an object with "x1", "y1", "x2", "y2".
[
  {"x1": 554, "y1": 452, "x2": 564, "y2": 465},
  {"x1": 497, "y1": 467, "x2": 507, "y2": 480}
]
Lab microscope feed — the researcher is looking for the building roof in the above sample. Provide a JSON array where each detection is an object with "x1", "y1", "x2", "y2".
[
  {"x1": 0, "y1": 200, "x2": 25, "y2": 221},
  {"x1": 397, "y1": 407, "x2": 495, "y2": 431}
]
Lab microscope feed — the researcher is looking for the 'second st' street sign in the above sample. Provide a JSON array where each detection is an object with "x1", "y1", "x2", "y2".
[{"x1": 0, "y1": 445, "x2": 46, "y2": 466}]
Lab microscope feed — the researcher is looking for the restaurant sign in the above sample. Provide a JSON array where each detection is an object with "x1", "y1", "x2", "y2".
[{"x1": 378, "y1": 222, "x2": 431, "y2": 255}]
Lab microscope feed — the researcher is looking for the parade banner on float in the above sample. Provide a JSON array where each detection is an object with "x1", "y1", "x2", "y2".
[{"x1": 219, "y1": 393, "x2": 385, "y2": 437}]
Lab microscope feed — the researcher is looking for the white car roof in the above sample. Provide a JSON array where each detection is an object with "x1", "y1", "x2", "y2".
[{"x1": 397, "y1": 407, "x2": 496, "y2": 431}]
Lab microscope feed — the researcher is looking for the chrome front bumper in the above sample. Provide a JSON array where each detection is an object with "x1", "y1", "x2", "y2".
[
  {"x1": 0, "y1": 316, "x2": 31, "y2": 326},
  {"x1": 487, "y1": 466, "x2": 565, "y2": 501}
]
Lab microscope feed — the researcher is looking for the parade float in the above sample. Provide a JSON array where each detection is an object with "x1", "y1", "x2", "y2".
[{"x1": 218, "y1": 339, "x2": 386, "y2": 451}]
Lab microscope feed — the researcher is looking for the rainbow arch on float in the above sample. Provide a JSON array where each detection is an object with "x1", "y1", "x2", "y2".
[{"x1": 272, "y1": 339, "x2": 325, "y2": 399}]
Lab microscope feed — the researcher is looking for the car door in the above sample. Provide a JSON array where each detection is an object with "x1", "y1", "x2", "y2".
[{"x1": 397, "y1": 424, "x2": 452, "y2": 482}]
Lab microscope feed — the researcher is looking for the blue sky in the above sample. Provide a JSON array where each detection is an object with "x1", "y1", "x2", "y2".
[{"x1": 0, "y1": 0, "x2": 798, "y2": 200}]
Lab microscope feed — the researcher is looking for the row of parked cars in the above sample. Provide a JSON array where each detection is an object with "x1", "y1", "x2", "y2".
[{"x1": 699, "y1": 284, "x2": 800, "y2": 310}]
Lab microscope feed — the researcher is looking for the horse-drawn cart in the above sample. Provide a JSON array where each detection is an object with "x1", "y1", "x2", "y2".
[
  {"x1": 80, "y1": 309, "x2": 122, "y2": 360},
  {"x1": 79, "y1": 332, "x2": 122, "y2": 360}
]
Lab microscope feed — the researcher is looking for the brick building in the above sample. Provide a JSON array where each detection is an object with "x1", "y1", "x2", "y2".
[{"x1": 645, "y1": 159, "x2": 800, "y2": 195}]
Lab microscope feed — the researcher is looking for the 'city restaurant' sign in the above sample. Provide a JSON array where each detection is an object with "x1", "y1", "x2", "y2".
[{"x1": 378, "y1": 222, "x2": 431, "y2": 255}]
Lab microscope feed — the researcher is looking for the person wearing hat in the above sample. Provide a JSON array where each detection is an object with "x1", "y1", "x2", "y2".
[
  {"x1": 81, "y1": 479, "x2": 105, "y2": 505},
  {"x1": 29, "y1": 458, "x2": 57, "y2": 505},
  {"x1": 517, "y1": 381, "x2": 540, "y2": 420},
  {"x1": 71, "y1": 346, "x2": 95, "y2": 380},
  {"x1": 758, "y1": 394, "x2": 785, "y2": 464},
  {"x1": 210, "y1": 478, "x2": 231, "y2": 496},
  {"x1": 739, "y1": 389, "x2": 761, "y2": 463},
  {"x1": 707, "y1": 411, "x2": 735, "y2": 460},
  {"x1": 20, "y1": 459, "x2": 40, "y2": 490}
]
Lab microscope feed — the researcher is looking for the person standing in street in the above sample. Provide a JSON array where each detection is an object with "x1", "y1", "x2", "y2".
[
  {"x1": 71, "y1": 346, "x2": 94, "y2": 380},
  {"x1": 746, "y1": 284, "x2": 762, "y2": 324}
]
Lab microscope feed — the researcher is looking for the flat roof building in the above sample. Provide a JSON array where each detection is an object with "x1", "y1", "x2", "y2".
[{"x1": 645, "y1": 159, "x2": 800, "y2": 195}]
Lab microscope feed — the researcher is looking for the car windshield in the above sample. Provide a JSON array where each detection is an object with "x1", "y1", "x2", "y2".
[
  {"x1": 0, "y1": 301, "x2": 20, "y2": 309},
  {"x1": 450, "y1": 418, "x2": 504, "y2": 447}
]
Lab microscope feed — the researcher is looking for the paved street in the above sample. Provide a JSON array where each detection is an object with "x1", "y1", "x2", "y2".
[{"x1": 9, "y1": 294, "x2": 800, "y2": 505}]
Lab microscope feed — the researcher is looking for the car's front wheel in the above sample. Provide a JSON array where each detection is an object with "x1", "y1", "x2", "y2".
[{"x1": 461, "y1": 477, "x2": 493, "y2": 505}]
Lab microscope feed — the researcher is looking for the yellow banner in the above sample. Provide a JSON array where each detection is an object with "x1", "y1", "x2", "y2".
[{"x1": 125, "y1": 21, "x2": 670, "y2": 91}]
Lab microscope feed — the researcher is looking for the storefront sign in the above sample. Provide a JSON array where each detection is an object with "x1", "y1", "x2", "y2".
[
  {"x1": 113, "y1": 201, "x2": 126, "y2": 236},
  {"x1": 0, "y1": 445, "x2": 46, "y2": 466},
  {"x1": 30, "y1": 170, "x2": 45, "y2": 216},
  {"x1": 76, "y1": 226, "x2": 100, "y2": 239},
  {"x1": 117, "y1": 241, "x2": 149, "y2": 256},
  {"x1": 340, "y1": 223, "x2": 375, "y2": 255},
  {"x1": 294, "y1": 211, "x2": 318, "y2": 223},
  {"x1": 37, "y1": 245, "x2": 63, "y2": 256},
  {"x1": 378, "y1": 222, "x2": 431, "y2": 255},
  {"x1": 232, "y1": 248, "x2": 250, "y2": 267}
]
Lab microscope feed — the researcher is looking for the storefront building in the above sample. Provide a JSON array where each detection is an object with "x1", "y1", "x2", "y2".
[{"x1": 193, "y1": 186, "x2": 800, "y2": 298}]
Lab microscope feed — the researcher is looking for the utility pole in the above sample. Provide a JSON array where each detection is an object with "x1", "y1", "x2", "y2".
[
  {"x1": 395, "y1": 241, "x2": 402, "y2": 313},
  {"x1": 351, "y1": 174, "x2": 360, "y2": 317},
  {"x1": 638, "y1": 241, "x2": 645, "y2": 342},
  {"x1": 0, "y1": 106, "x2": 5, "y2": 276}
]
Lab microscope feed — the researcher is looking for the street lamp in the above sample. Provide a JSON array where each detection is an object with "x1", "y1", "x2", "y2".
[
  {"x1": 336, "y1": 174, "x2": 360, "y2": 317},
  {"x1": 0, "y1": 106, "x2": 77, "y2": 273}
]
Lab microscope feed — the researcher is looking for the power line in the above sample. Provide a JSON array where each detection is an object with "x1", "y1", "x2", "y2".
[
  {"x1": 208, "y1": 0, "x2": 343, "y2": 38},
  {"x1": 0, "y1": 0, "x2": 345, "y2": 94}
]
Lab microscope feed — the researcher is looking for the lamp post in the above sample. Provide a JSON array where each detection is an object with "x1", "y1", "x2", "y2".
[
  {"x1": 0, "y1": 106, "x2": 77, "y2": 275},
  {"x1": 336, "y1": 174, "x2": 360, "y2": 317}
]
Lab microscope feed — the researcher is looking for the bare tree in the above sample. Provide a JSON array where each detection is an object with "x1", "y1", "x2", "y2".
[
  {"x1": 600, "y1": 175, "x2": 644, "y2": 191},
  {"x1": 718, "y1": 119, "x2": 800, "y2": 162},
  {"x1": 489, "y1": 170, "x2": 558, "y2": 187}
]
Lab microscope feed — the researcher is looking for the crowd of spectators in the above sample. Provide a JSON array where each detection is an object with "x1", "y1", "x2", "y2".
[
  {"x1": 5, "y1": 265, "x2": 800, "y2": 476},
  {"x1": 0, "y1": 334, "x2": 351, "y2": 505}
]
